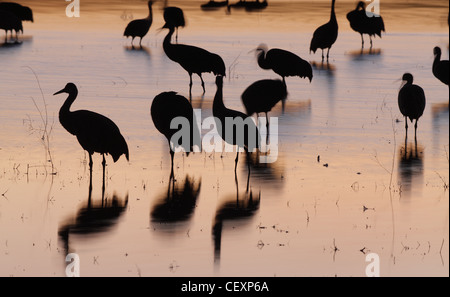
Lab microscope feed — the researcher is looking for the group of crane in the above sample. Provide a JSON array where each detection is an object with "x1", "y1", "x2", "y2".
[
  {"x1": 1, "y1": 1, "x2": 449, "y2": 180},
  {"x1": 0, "y1": 1, "x2": 32, "y2": 42}
]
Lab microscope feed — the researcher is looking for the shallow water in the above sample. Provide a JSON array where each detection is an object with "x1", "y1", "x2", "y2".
[{"x1": 0, "y1": 0, "x2": 448, "y2": 277}]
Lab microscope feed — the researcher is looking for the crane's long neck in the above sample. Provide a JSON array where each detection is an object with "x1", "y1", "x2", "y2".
[
  {"x1": 433, "y1": 51, "x2": 441, "y2": 68},
  {"x1": 163, "y1": 27, "x2": 176, "y2": 56},
  {"x1": 213, "y1": 80, "x2": 226, "y2": 117},
  {"x1": 257, "y1": 50, "x2": 271, "y2": 70},
  {"x1": 59, "y1": 90, "x2": 77, "y2": 134},
  {"x1": 330, "y1": 0, "x2": 337, "y2": 23},
  {"x1": 147, "y1": 3, "x2": 153, "y2": 20}
]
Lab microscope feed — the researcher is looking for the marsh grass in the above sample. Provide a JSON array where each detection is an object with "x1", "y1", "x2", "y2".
[{"x1": 23, "y1": 66, "x2": 57, "y2": 176}]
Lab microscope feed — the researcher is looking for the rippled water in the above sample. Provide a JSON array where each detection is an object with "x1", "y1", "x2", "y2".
[{"x1": 0, "y1": 0, "x2": 448, "y2": 277}]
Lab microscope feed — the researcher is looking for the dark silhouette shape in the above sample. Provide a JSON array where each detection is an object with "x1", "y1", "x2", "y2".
[
  {"x1": 0, "y1": 2, "x2": 33, "y2": 22},
  {"x1": 163, "y1": 0, "x2": 185, "y2": 43},
  {"x1": 241, "y1": 79, "x2": 287, "y2": 140},
  {"x1": 0, "y1": 10, "x2": 22, "y2": 43},
  {"x1": 162, "y1": 22, "x2": 226, "y2": 95},
  {"x1": 346, "y1": 1, "x2": 385, "y2": 48},
  {"x1": 123, "y1": 0, "x2": 153, "y2": 48},
  {"x1": 151, "y1": 92, "x2": 201, "y2": 178},
  {"x1": 310, "y1": 0, "x2": 338, "y2": 62},
  {"x1": 398, "y1": 73, "x2": 426, "y2": 138},
  {"x1": 54, "y1": 83, "x2": 129, "y2": 176},
  {"x1": 201, "y1": 0, "x2": 229, "y2": 10},
  {"x1": 255, "y1": 44, "x2": 313, "y2": 87},
  {"x1": 241, "y1": 79, "x2": 288, "y2": 115},
  {"x1": 212, "y1": 173, "x2": 260, "y2": 264},
  {"x1": 432, "y1": 47, "x2": 449, "y2": 87},
  {"x1": 151, "y1": 175, "x2": 201, "y2": 226},
  {"x1": 227, "y1": 0, "x2": 268, "y2": 12},
  {"x1": 58, "y1": 174, "x2": 128, "y2": 254},
  {"x1": 213, "y1": 75, "x2": 260, "y2": 172}
]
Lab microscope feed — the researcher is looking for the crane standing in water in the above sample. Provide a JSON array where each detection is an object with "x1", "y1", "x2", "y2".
[
  {"x1": 397, "y1": 73, "x2": 426, "y2": 138},
  {"x1": 54, "y1": 83, "x2": 129, "y2": 177},
  {"x1": 162, "y1": 22, "x2": 226, "y2": 95},
  {"x1": 346, "y1": 1, "x2": 385, "y2": 48},
  {"x1": 123, "y1": 0, "x2": 153, "y2": 48},
  {"x1": 310, "y1": 0, "x2": 338, "y2": 62},
  {"x1": 432, "y1": 46, "x2": 449, "y2": 88},
  {"x1": 163, "y1": 0, "x2": 185, "y2": 43},
  {"x1": 254, "y1": 44, "x2": 313, "y2": 87},
  {"x1": 151, "y1": 91, "x2": 200, "y2": 178}
]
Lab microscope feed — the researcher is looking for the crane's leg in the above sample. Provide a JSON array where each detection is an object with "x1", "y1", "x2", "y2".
[
  {"x1": 170, "y1": 149, "x2": 175, "y2": 180},
  {"x1": 246, "y1": 154, "x2": 251, "y2": 193},
  {"x1": 246, "y1": 149, "x2": 251, "y2": 176},
  {"x1": 404, "y1": 116, "x2": 408, "y2": 130},
  {"x1": 370, "y1": 36, "x2": 373, "y2": 49},
  {"x1": 189, "y1": 73, "x2": 193, "y2": 95},
  {"x1": 234, "y1": 150, "x2": 239, "y2": 172},
  {"x1": 102, "y1": 154, "x2": 107, "y2": 182},
  {"x1": 321, "y1": 49, "x2": 324, "y2": 62},
  {"x1": 131, "y1": 36, "x2": 135, "y2": 47},
  {"x1": 139, "y1": 37, "x2": 143, "y2": 48},
  {"x1": 265, "y1": 112, "x2": 270, "y2": 145},
  {"x1": 88, "y1": 154, "x2": 93, "y2": 173},
  {"x1": 199, "y1": 74, "x2": 206, "y2": 94},
  {"x1": 414, "y1": 119, "x2": 418, "y2": 140},
  {"x1": 175, "y1": 28, "x2": 179, "y2": 43},
  {"x1": 326, "y1": 48, "x2": 330, "y2": 62},
  {"x1": 361, "y1": 34, "x2": 364, "y2": 48}
]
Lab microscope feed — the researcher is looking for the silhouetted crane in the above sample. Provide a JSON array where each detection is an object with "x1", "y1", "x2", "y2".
[
  {"x1": 201, "y1": 0, "x2": 229, "y2": 11},
  {"x1": 398, "y1": 73, "x2": 426, "y2": 138},
  {"x1": 123, "y1": 0, "x2": 153, "y2": 48},
  {"x1": 310, "y1": 0, "x2": 338, "y2": 62},
  {"x1": 346, "y1": 1, "x2": 385, "y2": 48},
  {"x1": 432, "y1": 47, "x2": 449, "y2": 87},
  {"x1": 0, "y1": 10, "x2": 22, "y2": 43},
  {"x1": 151, "y1": 92, "x2": 201, "y2": 178},
  {"x1": 0, "y1": 2, "x2": 33, "y2": 22},
  {"x1": 163, "y1": 0, "x2": 185, "y2": 43},
  {"x1": 255, "y1": 44, "x2": 313, "y2": 86},
  {"x1": 227, "y1": 0, "x2": 268, "y2": 12},
  {"x1": 162, "y1": 22, "x2": 226, "y2": 95},
  {"x1": 54, "y1": 83, "x2": 129, "y2": 176},
  {"x1": 213, "y1": 75, "x2": 260, "y2": 172},
  {"x1": 241, "y1": 79, "x2": 287, "y2": 129}
]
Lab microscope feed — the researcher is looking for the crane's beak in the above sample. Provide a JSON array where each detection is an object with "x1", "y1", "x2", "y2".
[
  {"x1": 53, "y1": 88, "x2": 66, "y2": 95},
  {"x1": 248, "y1": 47, "x2": 261, "y2": 55},
  {"x1": 156, "y1": 23, "x2": 169, "y2": 35}
]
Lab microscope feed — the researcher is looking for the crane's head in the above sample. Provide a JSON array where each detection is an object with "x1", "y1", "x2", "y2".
[
  {"x1": 54, "y1": 83, "x2": 77, "y2": 95},
  {"x1": 401, "y1": 73, "x2": 414, "y2": 86},
  {"x1": 215, "y1": 75, "x2": 224, "y2": 87},
  {"x1": 254, "y1": 43, "x2": 268, "y2": 56},
  {"x1": 23, "y1": 6, "x2": 34, "y2": 22},
  {"x1": 161, "y1": 22, "x2": 175, "y2": 31},
  {"x1": 357, "y1": 1, "x2": 366, "y2": 10},
  {"x1": 433, "y1": 46, "x2": 441, "y2": 57}
]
